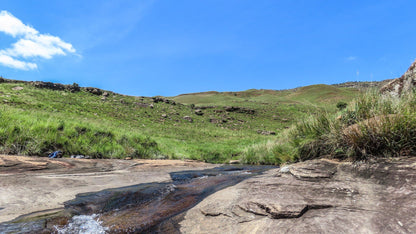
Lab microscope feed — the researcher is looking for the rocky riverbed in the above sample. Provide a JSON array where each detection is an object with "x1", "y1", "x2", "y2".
[
  {"x1": 1, "y1": 155, "x2": 416, "y2": 233},
  {"x1": 0, "y1": 155, "x2": 216, "y2": 223}
]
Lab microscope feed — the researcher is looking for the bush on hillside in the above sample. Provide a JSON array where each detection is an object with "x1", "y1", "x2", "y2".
[{"x1": 336, "y1": 101, "x2": 348, "y2": 110}]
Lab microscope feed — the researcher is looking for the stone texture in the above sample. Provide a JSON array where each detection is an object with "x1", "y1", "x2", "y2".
[
  {"x1": 194, "y1": 109, "x2": 204, "y2": 116},
  {"x1": 380, "y1": 60, "x2": 416, "y2": 97},
  {"x1": 183, "y1": 116, "x2": 193, "y2": 122},
  {"x1": 180, "y1": 158, "x2": 416, "y2": 233},
  {"x1": 11, "y1": 86, "x2": 23, "y2": 91},
  {"x1": 224, "y1": 106, "x2": 256, "y2": 114},
  {"x1": 257, "y1": 130, "x2": 276, "y2": 135}
]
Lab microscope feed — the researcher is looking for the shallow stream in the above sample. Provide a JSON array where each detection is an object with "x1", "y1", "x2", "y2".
[{"x1": 0, "y1": 165, "x2": 275, "y2": 233}]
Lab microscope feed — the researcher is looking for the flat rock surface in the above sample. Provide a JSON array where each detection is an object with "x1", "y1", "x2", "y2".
[
  {"x1": 0, "y1": 155, "x2": 215, "y2": 223},
  {"x1": 180, "y1": 158, "x2": 416, "y2": 233}
]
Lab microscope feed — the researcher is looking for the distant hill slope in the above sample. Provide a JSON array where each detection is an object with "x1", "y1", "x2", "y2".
[
  {"x1": 172, "y1": 80, "x2": 388, "y2": 106},
  {"x1": 0, "y1": 77, "x2": 376, "y2": 162},
  {"x1": 172, "y1": 84, "x2": 361, "y2": 107}
]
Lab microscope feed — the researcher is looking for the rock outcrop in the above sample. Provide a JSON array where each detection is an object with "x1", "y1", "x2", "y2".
[
  {"x1": 179, "y1": 158, "x2": 416, "y2": 233},
  {"x1": 380, "y1": 60, "x2": 416, "y2": 97},
  {"x1": 224, "y1": 106, "x2": 256, "y2": 114}
]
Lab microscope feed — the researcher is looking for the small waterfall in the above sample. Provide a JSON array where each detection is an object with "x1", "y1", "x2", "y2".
[{"x1": 55, "y1": 214, "x2": 108, "y2": 234}]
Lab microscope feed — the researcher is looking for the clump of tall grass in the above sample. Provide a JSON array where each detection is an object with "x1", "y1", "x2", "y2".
[
  {"x1": 241, "y1": 89, "x2": 416, "y2": 164},
  {"x1": 240, "y1": 133, "x2": 296, "y2": 165},
  {"x1": 0, "y1": 108, "x2": 159, "y2": 158}
]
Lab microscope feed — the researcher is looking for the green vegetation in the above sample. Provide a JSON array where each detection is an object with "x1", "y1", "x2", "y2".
[
  {"x1": 0, "y1": 79, "x2": 361, "y2": 162},
  {"x1": 336, "y1": 101, "x2": 348, "y2": 110},
  {"x1": 241, "y1": 89, "x2": 416, "y2": 164}
]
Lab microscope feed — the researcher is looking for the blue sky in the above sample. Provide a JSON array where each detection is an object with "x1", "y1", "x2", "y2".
[{"x1": 0, "y1": 0, "x2": 415, "y2": 96}]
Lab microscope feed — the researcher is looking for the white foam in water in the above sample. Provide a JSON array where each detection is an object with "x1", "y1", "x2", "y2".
[{"x1": 55, "y1": 214, "x2": 109, "y2": 234}]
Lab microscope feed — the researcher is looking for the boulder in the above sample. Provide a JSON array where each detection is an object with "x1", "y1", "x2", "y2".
[
  {"x1": 135, "y1": 103, "x2": 149, "y2": 108},
  {"x1": 12, "y1": 86, "x2": 24, "y2": 91},
  {"x1": 224, "y1": 106, "x2": 256, "y2": 114},
  {"x1": 194, "y1": 109, "x2": 204, "y2": 116},
  {"x1": 183, "y1": 116, "x2": 193, "y2": 123},
  {"x1": 380, "y1": 59, "x2": 416, "y2": 97},
  {"x1": 85, "y1": 87, "x2": 103, "y2": 95},
  {"x1": 32, "y1": 81, "x2": 66, "y2": 91},
  {"x1": 257, "y1": 130, "x2": 276, "y2": 135}
]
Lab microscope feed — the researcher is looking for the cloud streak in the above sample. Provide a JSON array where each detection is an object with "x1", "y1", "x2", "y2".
[
  {"x1": 346, "y1": 56, "x2": 357, "y2": 61},
  {"x1": 0, "y1": 10, "x2": 75, "y2": 70}
]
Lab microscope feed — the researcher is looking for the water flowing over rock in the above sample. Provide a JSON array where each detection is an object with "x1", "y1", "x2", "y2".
[{"x1": 380, "y1": 59, "x2": 416, "y2": 97}]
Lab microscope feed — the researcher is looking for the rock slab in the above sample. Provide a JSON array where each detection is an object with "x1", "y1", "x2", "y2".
[
  {"x1": 380, "y1": 60, "x2": 416, "y2": 97},
  {"x1": 180, "y1": 158, "x2": 416, "y2": 233}
]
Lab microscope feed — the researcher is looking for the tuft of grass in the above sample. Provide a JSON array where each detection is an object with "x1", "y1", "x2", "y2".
[{"x1": 241, "y1": 89, "x2": 416, "y2": 164}]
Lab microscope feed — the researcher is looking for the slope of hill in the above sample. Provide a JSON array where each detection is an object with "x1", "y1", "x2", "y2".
[{"x1": 0, "y1": 78, "x2": 362, "y2": 163}]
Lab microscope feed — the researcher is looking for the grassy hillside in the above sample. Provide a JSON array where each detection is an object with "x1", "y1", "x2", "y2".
[
  {"x1": 242, "y1": 89, "x2": 416, "y2": 164},
  {"x1": 0, "y1": 78, "x2": 361, "y2": 163}
]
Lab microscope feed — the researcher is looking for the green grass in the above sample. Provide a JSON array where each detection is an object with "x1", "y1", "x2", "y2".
[
  {"x1": 0, "y1": 80, "x2": 360, "y2": 162},
  {"x1": 241, "y1": 89, "x2": 416, "y2": 164}
]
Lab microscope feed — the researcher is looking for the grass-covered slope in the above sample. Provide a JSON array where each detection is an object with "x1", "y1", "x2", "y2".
[
  {"x1": 0, "y1": 78, "x2": 360, "y2": 162},
  {"x1": 242, "y1": 89, "x2": 416, "y2": 164}
]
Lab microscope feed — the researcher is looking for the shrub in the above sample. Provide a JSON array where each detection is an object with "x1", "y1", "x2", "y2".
[{"x1": 336, "y1": 101, "x2": 347, "y2": 110}]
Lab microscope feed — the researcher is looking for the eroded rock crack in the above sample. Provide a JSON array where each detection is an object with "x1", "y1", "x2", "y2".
[{"x1": 238, "y1": 201, "x2": 333, "y2": 219}]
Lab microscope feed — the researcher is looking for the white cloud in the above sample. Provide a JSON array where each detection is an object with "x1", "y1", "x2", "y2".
[
  {"x1": 0, "y1": 10, "x2": 75, "y2": 70},
  {"x1": 0, "y1": 53, "x2": 37, "y2": 70},
  {"x1": 346, "y1": 56, "x2": 357, "y2": 61},
  {"x1": 0, "y1": 11, "x2": 37, "y2": 37},
  {"x1": 6, "y1": 34, "x2": 75, "y2": 59}
]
